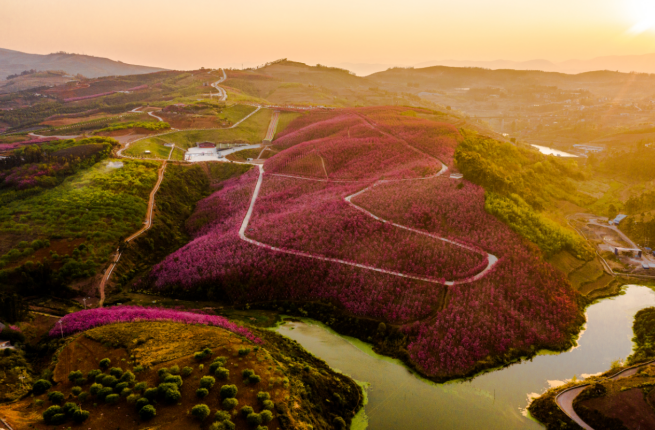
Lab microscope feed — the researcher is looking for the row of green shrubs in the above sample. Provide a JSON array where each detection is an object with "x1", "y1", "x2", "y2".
[
  {"x1": 0, "y1": 239, "x2": 50, "y2": 267},
  {"x1": 95, "y1": 121, "x2": 171, "y2": 133}
]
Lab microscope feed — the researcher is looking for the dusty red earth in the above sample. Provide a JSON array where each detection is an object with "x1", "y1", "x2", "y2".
[
  {"x1": 40, "y1": 113, "x2": 111, "y2": 127},
  {"x1": 3, "y1": 238, "x2": 85, "y2": 271},
  {"x1": 581, "y1": 388, "x2": 655, "y2": 429},
  {"x1": 0, "y1": 323, "x2": 289, "y2": 430},
  {"x1": 157, "y1": 111, "x2": 228, "y2": 129}
]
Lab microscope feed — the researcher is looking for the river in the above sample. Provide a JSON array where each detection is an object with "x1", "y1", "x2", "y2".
[{"x1": 274, "y1": 285, "x2": 655, "y2": 430}]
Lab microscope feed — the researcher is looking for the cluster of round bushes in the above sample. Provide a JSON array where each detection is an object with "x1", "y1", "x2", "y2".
[
  {"x1": 220, "y1": 384, "x2": 238, "y2": 410},
  {"x1": 194, "y1": 347, "x2": 214, "y2": 361},
  {"x1": 192, "y1": 389, "x2": 274, "y2": 430},
  {"x1": 33, "y1": 357, "x2": 157, "y2": 425},
  {"x1": 257, "y1": 391, "x2": 275, "y2": 411},
  {"x1": 242, "y1": 369, "x2": 261, "y2": 385},
  {"x1": 35, "y1": 352, "x2": 278, "y2": 428},
  {"x1": 43, "y1": 402, "x2": 89, "y2": 424}
]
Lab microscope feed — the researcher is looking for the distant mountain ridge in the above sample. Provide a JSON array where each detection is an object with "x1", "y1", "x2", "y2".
[
  {"x1": 331, "y1": 53, "x2": 655, "y2": 77},
  {"x1": 0, "y1": 48, "x2": 167, "y2": 80},
  {"x1": 415, "y1": 53, "x2": 655, "y2": 75}
]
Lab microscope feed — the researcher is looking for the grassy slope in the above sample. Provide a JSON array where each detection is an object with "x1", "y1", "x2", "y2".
[
  {"x1": 126, "y1": 109, "x2": 273, "y2": 152},
  {"x1": 226, "y1": 148, "x2": 262, "y2": 162},
  {"x1": 274, "y1": 112, "x2": 302, "y2": 138},
  {"x1": 221, "y1": 104, "x2": 257, "y2": 123},
  {"x1": 124, "y1": 139, "x2": 171, "y2": 159},
  {"x1": 0, "y1": 320, "x2": 363, "y2": 430},
  {"x1": 170, "y1": 146, "x2": 186, "y2": 161},
  {"x1": 0, "y1": 159, "x2": 158, "y2": 268},
  {"x1": 206, "y1": 162, "x2": 254, "y2": 182},
  {"x1": 112, "y1": 163, "x2": 211, "y2": 292}
]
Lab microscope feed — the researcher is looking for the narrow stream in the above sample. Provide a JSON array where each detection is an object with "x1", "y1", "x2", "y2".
[{"x1": 275, "y1": 285, "x2": 655, "y2": 429}]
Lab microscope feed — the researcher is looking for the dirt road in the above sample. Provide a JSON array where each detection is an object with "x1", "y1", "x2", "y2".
[
  {"x1": 97, "y1": 160, "x2": 167, "y2": 306},
  {"x1": 556, "y1": 359, "x2": 655, "y2": 430},
  {"x1": 238, "y1": 161, "x2": 497, "y2": 286}
]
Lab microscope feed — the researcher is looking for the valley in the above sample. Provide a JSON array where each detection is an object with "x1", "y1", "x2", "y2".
[{"x1": 1, "y1": 60, "x2": 655, "y2": 430}]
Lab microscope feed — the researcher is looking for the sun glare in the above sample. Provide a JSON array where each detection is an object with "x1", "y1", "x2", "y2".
[{"x1": 626, "y1": 0, "x2": 655, "y2": 35}]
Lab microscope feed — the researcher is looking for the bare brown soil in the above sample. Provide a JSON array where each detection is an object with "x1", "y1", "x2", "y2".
[
  {"x1": 41, "y1": 113, "x2": 112, "y2": 127},
  {"x1": 20, "y1": 313, "x2": 60, "y2": 344},
  {"x1": 157, "y1": 111, "x2": 226, "y2": 129},
  {"x1": 582, "y1": 388, "x2": 655, "y2": 429},
  {"x1": 96, "y1": 127, "x2": 161, "y2": 138},
  {"x1": 0, "y1": 322, "x2": 290, "y2": 430},
  {"x1": 3, "y1": 238, "x2": 85, "y2": 271}
]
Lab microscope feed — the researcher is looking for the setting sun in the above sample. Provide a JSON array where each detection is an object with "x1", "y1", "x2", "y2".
[
  {"x1": 4, "y1": 1, "x2": 655, "y2": 430},
  {"x1": 626, "y1": 0, "x2": 655, "y2": 35}
]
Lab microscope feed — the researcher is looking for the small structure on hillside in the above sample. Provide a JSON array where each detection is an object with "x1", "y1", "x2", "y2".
[
  {"x1": 612, "y1": 214, "x2": 628, "y2": 225},
  {"x1": 144, "y1": 150, "x2": 151, "y2": 154},
  {"x1": 197, "y1": 142, "x2": 215, "y2": 148},
  {"x1": 573, "y1": 144, "x2": 604, "y2": 153},
  {"x1": 614, "y1": 247, "x2": 642, "y2": 258}
]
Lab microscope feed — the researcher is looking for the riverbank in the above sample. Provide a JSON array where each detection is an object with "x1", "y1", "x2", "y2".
[
  {"x1": 529, "y1": 291, "x2": 655, "y2": 429},
  {"x1": 272, "y1": 285, "x2": 655, "y2": 430},
  {"x1": 249, "y1": 290, "x2": 586, "y2": 385}
]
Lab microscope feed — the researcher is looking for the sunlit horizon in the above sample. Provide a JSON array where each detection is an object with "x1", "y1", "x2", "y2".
[{"x1": 2, "y1": 0, "x2": 655, "y2": 73}]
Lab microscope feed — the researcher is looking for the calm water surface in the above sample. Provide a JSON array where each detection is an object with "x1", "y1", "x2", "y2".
[
  {"x1": 275, "y1": 285, "x2": 655, "y2": 430},
  {"x1": 531, "y1": 144, "x2": 578, "y2": 157}
]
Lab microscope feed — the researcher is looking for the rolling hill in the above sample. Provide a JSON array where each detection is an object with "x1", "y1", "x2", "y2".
[
  {"x1": 0, "y1": 48, "x2": 167, "y2": 80},
  {"x1": 415, "y1": 52, "x2": 655, "y2": 75}
]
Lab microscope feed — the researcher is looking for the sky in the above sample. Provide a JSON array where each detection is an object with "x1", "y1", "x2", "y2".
[{"x1": 2, "y1": 0, "x2": 655, "y2": 73}]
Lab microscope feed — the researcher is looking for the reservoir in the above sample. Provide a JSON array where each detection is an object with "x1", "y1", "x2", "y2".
[
  {"x1": 276, "y1": 285, "x2": 655, "y2": 429},
  {"x1": 531, "y1": 144, "x2": 578, "y2": 158}
]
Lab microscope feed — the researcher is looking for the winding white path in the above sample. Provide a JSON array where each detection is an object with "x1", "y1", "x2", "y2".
[
  {"x1": 116, "y1": 106, "x2": 262, "y2": 161},
  {"x1": 556, "y1": 359, "x2": 655, "y2": 430},
  {"x1": 238, "y1": 162, "x2": 498, "y2": 285},
  {"x1": 211, "y1": 69, "x2": 228, "y2": 101},
  {"x1": 148, "y1": 110, "x2": 165, "y2": 122}
]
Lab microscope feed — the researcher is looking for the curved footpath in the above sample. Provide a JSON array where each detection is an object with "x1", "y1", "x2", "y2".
[
  {"x1": 566, "y1": 213, "x2": 655, "y2": 280},
  {"x1": 97, "y1": 156, "x2": 169, "y2": 306},
  {"x1": 116, "y1": 106, "x2": 262, "y2": 161},
  {"x1": 211, "y1": 69, "x2": 228, "y2": 101},
  {"x1": 556, "y1": 359, "x2": 655, "y2": 430},
  {"x1": 148, "y1": 110, "x2": 165, "y2": 122},
  {"x1": 239, "y1": 161, "x2": 498, "y2": 286}
]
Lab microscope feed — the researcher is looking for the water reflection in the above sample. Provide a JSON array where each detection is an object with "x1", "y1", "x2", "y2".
[
  {"x1": 275, "y1": 285, "x2": 655, "y2": 430},
  {"x1": 531, "y1": 144, "x2": 578, "y2": 157}
]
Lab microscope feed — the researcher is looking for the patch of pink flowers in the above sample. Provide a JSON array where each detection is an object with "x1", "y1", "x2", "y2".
[
  {"x1": 0, "y1": 137, "x2": 59, "y2": 152},
  {"x1": 0, "y1": 163, "x2": 64, "y2": 190},
  {"x1": 149, "y1": 107, "x2": 581, "y2": 378},
  {"x1": 64, "y1": 91, "x2": 116, "y2": 102},
  {"x1": 249, "y1": 175, "x2": 487, "y2": 280},
  {"x1": 354, "y1": 175, "x2": 579, "y2": 376},
  {"x1": 49, "y1": 305, "x2": 261, "y2": 344}
]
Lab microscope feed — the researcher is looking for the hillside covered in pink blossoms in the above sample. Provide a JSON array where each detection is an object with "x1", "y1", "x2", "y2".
[{"x1": 148, "y1": 106, "x2": 583, "y2": 379}]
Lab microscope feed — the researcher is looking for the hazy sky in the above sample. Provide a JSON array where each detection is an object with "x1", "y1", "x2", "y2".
[{"x1": 2, "y1": 0, "x2": 655, "y2": 71}]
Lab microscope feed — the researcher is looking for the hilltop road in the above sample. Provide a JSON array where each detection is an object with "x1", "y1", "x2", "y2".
[{"x1": 211, "y1": 69, "x2": 228, "y2": 101}]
